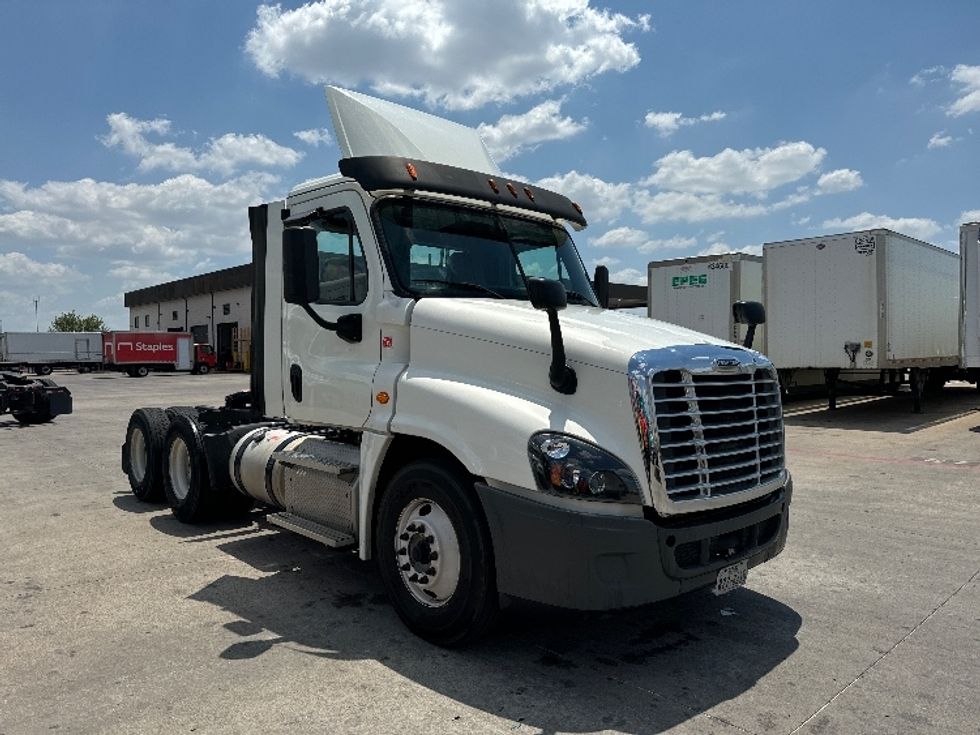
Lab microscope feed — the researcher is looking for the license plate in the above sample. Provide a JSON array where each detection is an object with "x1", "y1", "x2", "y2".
[{"x1": 712, "y1": 560, "x2": 747, "y2": 596}]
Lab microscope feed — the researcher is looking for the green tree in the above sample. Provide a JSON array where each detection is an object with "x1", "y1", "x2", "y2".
[{"x1": 50, "y1": 311, "x2": 107, "y2": 332}]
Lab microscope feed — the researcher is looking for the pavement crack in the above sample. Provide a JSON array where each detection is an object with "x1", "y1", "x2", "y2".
[{"x1": 786, "y1": 565, "x2": 980, "y2": 734}]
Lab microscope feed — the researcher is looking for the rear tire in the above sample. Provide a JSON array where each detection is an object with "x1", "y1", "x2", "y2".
[
  {"x1": 12, "y1": 408, "x2": 54, "y2": 425},
  {"x1": 375, "y1": 459, "x2": 499, "y2": 647},
  {"x1": 135, "y1": 365, "x2": 149, "y2": 378},
  {"x1": 163, "y1": 415, "x2": 214, "y2": 523},
  {"x1": 124, "y1": 408, "x2": 170, "y2": 501}
]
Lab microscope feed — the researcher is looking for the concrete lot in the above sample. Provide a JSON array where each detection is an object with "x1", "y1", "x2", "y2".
[{"x1": 1, "y1": 372, "x2": 978, "y2": 734}]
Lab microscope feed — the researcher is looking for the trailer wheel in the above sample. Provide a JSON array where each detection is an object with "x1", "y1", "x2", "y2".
[
  {"x1": 12, "y1": 408, "x2": 54, "y2": 425},
  {"x1": 375, "y1": 459, "x2": 499, "y2": 647},
  {"x1": 124, "y1": 408, "x2": 170, "y2": 502}
]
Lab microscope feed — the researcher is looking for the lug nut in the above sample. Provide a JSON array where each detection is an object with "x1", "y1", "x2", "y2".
[
  {"x1": 409, "y1": 573, "x2": 419, "y2": 582},
  {"x1": 426, "y1": 567, "x2": 436, "y2": 575},
  {"x1": 418, "y1": 576, "x2": 429, "y2": 584}
]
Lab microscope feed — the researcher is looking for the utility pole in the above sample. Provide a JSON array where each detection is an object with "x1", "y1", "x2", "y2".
[{"x1": 34, "y1": 297, "x2": 39, "y2": 332}]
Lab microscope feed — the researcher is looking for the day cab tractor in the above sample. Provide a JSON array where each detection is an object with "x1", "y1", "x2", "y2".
[
  {"x1": 120, "y1": 87, "x2": 790, "y2": 645},
  {"x1": 0, "y1": 371, "x2": 72, "y2": 425}
]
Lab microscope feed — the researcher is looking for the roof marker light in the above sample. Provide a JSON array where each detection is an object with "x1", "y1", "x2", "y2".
[
  {"x1": 405, "y1": 162, "x2": 418, "y2": 180},
  {"x1": 506, "y1": 182, "x2": 518, "y2": 198},
  {"x1": 523, "y1": 187, "x2": 535, "y2": 201},
  {"x1": 488, "y1": 178, "x2": 499, "y2": 193}
]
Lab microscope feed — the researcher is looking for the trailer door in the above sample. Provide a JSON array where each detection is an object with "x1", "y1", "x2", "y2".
[{"x1": 176, "y1": 337, "x2": 191, "y2": 370}]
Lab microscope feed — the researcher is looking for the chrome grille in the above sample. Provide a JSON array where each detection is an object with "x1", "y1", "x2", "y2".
[{"x1": 650, "y1": 368, "x2": 784, "y2": 500}]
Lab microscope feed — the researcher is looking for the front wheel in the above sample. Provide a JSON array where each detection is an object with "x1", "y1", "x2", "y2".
[
  {"x1": 375, "y1": 459, "x2": 499, "y2": 647},
  {"x1": 196, "y1": 363, "x2": 210, "y2": 375}
]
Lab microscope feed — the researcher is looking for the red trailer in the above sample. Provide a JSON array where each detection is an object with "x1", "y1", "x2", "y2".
[{"x1": 103, "y1": 332, "x2": 217, "y2": 377}]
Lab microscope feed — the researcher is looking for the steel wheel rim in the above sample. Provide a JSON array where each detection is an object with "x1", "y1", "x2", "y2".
[
  {"x1": 168, "y1": 436, "x2": 192, "y2": 501},
  {"x1": 394, "y1": 497, "x2": 461, "y2": 608},
  {"x1": 129, "y1": 427, "x2": 147, "y2": 483}
]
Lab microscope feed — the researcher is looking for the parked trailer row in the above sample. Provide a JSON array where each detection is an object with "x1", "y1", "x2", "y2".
[
  {"x1": 649, "y1": 226, "x2": 977, "y2": 412},
  {"x1": 0, "y1": 331, "x2": 217, "y2": 377}
]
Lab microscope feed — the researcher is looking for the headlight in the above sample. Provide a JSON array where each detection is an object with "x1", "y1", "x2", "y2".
[{"x1": 527, "y1": 432, "x2": 642, "y2": 503}]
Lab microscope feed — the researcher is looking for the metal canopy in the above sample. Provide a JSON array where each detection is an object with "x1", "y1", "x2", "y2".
[{"x1": 326, "y1": 86, "x2": 500, "y2": 174}]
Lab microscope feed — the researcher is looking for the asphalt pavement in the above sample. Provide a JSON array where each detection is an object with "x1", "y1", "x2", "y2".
[{"x1": 1, "y1": 372, "x2": 978, "y2": 734}]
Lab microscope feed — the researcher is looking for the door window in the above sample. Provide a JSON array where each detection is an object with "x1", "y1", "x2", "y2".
[{"x1": 314, "y1": 210, "x2": 368, "y2": 305}]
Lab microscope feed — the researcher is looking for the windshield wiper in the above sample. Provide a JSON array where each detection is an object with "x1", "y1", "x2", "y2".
[{"x1": 412, "y1": 279, "x2": 505, "y2": 299}]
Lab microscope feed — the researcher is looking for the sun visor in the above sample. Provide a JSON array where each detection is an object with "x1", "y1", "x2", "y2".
[{"x1": 326, "y1": 86, "x2": 500, "y2": 175}]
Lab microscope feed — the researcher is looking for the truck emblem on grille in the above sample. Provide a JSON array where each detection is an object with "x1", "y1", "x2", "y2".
[{"x1": 713, "y1": 358, "x2": 741, "y2": 370}]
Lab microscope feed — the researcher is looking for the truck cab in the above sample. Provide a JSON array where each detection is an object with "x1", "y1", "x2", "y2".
[{"x1": 122, "y1": 88, "x2": 790, "y2": 645}]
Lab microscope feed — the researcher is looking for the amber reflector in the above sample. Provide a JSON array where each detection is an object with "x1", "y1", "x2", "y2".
[
  {"x1": 405, "y1": 163, "x2": 418, "y2": 180},
  {"x1": 506, "y1": 182, "x2": 518, "y2": 197},
  {"x1": 376, "y1": 391, "x2": 390, "y2": 405},
  {"x1": 523, "y1": 187, "x2": 535, "y2": 201},
  {"x1": 488, "y1": 178, "x2": 499, "y2": 193}
]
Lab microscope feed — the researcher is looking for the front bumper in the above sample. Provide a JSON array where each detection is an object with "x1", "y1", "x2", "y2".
[{"x1": 476, "y1": 478, "x2": 791, "y2": 610}]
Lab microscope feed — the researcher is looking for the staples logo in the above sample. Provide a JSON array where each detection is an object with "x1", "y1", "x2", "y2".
[{"x1": 135, "y1": 342, "x2": 174, "y2": 353}]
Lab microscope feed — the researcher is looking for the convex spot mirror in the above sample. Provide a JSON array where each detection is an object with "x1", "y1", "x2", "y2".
[
  {"x1": 733, "y1": 300, "x2": 766, "y2": 326},
  {"x1": 283, "y1": 227, "x2": 319, "y2": 305},
  {"x1": 527, "y1": 277, "x2": 567, "y2": 311}
]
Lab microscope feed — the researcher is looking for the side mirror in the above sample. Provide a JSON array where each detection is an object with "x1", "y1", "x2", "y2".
[
  {"x1": 283, "y1": 228, "x2": 319, "y2": 305},
  {"x1": 593, "y1": 265, "x2": 610, "y2": 309},
  {"x1": 732, "y1": 300, "x2": 765, "y2": 350},
  {"x1": 732, "y1": 300, "x2": 766, "y2": 326},
  {"x1": 526, "y1": 278, "x2": 576, "y2": 394},
  {"x1": 527, "y1": 277, "x2": 567, "y2": 311}
]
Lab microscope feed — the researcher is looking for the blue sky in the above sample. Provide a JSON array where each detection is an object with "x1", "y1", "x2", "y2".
[{"x1": 1, "y1": 0, "x2": 978, "y2": 330}]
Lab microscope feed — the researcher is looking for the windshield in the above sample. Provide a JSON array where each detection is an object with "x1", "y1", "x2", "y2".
[{"x1": 375, "y1": 198, "x2": 598, "y2": 305}]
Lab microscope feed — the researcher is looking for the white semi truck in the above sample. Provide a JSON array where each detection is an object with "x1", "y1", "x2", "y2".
[{"x1": 121, "y1": 88, "x2": 791, "y2": 645}]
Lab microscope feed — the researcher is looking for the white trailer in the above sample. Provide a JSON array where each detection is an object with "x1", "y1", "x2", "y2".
[
  {"x1": 0, "y1": 332, "x2": 103, "y2": 374},
  {"x1": 764, "y1": 229, "x2": 960, "y2": 411},
  {"x1": 648, "y1": 253, "x2": 763, "y2": 347},
  {"x1": 959, "y1": 221, "x2": 980, "y2": 372}
]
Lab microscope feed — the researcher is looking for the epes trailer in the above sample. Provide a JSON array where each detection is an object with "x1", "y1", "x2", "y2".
[
  {"x1": 0, "y1": 332, "x2": 102, "y2": 374},
  {"x1": 121, "y1": 87, "x2": 791, "y2": 645},
  {"x1": 764, "y1": 229, "x2": 960, "y2": 412}
]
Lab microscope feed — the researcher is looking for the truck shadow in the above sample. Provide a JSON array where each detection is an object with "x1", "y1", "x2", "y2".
[
  {"x1": 187, "y1": 530, "x2": 801, "y2": 734},
  {"x1": 783, "y1": 384, "x2": 980, "y2": 434}
]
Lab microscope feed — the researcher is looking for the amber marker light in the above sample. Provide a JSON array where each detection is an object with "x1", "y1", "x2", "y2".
[
  {"x1": 488, "y1": 178, "x2": 499, "y2": 193},
  {"x1": 506, "y1": 182, "x2": 518, "y2": 197},
  {"x1": 376, "y1": 391, "x2": 390, "y2": 405},
  {"x1": 523, "y1": 187, "x2": 535, "y2": 201},
  {"x1": 405, "y1": 162, "x2": 418, "y2": 180}
]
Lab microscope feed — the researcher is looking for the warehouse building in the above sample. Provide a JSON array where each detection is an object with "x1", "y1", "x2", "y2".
[
  {"x1": 125, "y1": 264, "x2": 645, "y2": 370},
  {"x1": 124, "y1": 264, "x2": 252, "y2": 371}
]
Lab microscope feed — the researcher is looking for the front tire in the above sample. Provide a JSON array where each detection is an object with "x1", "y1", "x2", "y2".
[
  {"x1": 196, "y1": 363, "x2": 210, "y2": 375},
  {"x1": 375, "y1": 459, "x2": 499, "y2": 647},
  {"x1": 135, "y1": 365, "x2": 149, "y2": 378}
]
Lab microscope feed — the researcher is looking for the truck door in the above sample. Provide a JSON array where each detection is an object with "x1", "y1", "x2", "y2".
[{"x1": 282, "y1": 192, "x2": 381, "y2": 428}]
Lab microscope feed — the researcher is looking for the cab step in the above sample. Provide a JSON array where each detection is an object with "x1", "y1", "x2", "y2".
[{"x1": 266, "y1": 511, "x2": 356, "y2": 548}]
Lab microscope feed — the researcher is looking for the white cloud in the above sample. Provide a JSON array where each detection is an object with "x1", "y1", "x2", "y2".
[
  {"x1": 294, "y1": 128, "x2": 334, "y2": 147},
  {"x1": 478, "y1": 100, "x2": 587, "y2": 162},
  {"x1": 961, "y1": 210, "x2": 980, "y2": 223},
  {"x1": 589, "y1": 255, "x2": 620, "y2": 267},
  {"x1": 697, "y1": 242, "x2": 762, "y2": 257},
  {"x1": 816, "y1": 168, "x2": 863, "y2": 193},
  {"x1": 536, "y1": 170, "x2": 632, "y2": 222},
  {"x1": 107, "y1": 262, "x2": 177, "y2": 290},
  {"x1": 820, "y1": 212, "x2": 942, "y2": 241},
  {"x1": 643, "y1": 142, "x2": 826, "y2": 195},
  {"x1": 244, "y1": 0, "x2": 649, "y2": 110},
  {"x1": 608, "y1": 267, "x2": 646, "y2": 286},
  {"x1": 591, "y1": 226, "x2": 695, "y2": 253},
  {"x1": 0, "y1": 172, "x2": 280, "y2": 264},
  {"x1": 0, "y1": 252, "x2": 84, "y2": 289},
  {"x1": 103, "y1": 113, "x2": 302, "y2": 176},
  {"x1": 634, "y1": 190, "x2": 769, "y2": 224},
  {"x1": 947, "y1": 64, "x2": 980, "y2": 117},
  {"x1": 910, "y1": 65, "x2": 947, "y2": 87},
  {"x1": 927, "y1": 131, "x2": 954, "y2": 149},
  {"x1": 644, "y1": 110, "x2": 726, "y2": 137}
]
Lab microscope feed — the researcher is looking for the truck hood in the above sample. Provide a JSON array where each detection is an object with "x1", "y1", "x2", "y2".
[{"x1": 409, "y1": 298, "x2": 738, "y2": 373}]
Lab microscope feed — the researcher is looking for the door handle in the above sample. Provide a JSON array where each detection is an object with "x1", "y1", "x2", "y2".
[{"x1": 290, "y1": 364, "x2": 302, "y2": 402}]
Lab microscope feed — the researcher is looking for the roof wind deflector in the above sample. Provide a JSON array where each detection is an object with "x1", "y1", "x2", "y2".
[{"x1": 338, "y1": 156, "x2": 588, "y2": 229}]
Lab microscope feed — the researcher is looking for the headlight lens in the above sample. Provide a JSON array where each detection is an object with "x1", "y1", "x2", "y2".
[{"x1": 527, "y1": 432, "x2": 642, "y2": 503}]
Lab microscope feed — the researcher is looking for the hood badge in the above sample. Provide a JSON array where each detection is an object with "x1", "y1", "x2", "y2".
[{"x1": 713, "y1": 358, "x2": 742, "y2": 371}]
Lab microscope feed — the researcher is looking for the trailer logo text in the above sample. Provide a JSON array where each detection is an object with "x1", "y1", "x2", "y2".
[
  {"x1": 135, "y1": 342, "x2": 174, "y2": 353},
  {"x1": 672, "y1": 274, "x2": 708, "y2": 289},
  {"x1": 854, "y1": 235, "x2": 875, "y2": 256}
]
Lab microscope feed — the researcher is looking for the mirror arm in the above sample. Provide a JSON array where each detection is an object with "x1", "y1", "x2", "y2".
[
  {"x1": 743, "y1": 324, "x2": 756, "y2": 349},
  {"x1": 299, "y1": 305, "x2": 362, "y2": 343},
  {"x1": 546, "y1": 308, "x2": 577, "y2": 394}
]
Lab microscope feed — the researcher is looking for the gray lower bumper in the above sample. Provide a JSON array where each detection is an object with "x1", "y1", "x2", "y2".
[{"x1": 476, "y1": 480, "x2": 791, "y2": 611}]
